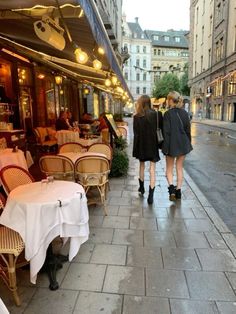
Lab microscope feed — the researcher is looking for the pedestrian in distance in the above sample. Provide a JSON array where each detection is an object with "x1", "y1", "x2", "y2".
[
  {"x1": 133, "y1": 95, "x2": 163, "y2": 204},
  {"x1": 162, "y1": 91, "x2": 193, "y2": 201}
]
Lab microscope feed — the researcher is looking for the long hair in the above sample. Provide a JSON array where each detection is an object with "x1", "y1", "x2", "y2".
[
  {"x1": 167, "y1": 91, "x2": 183, "y2": 108},
  {"x1": 135, "y1": 95, "x2": 151, "y2": 116}
]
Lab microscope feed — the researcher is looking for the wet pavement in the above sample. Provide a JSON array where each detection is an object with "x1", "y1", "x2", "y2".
[{"x1": 1, "y1": 119, "x2": 236, "y2": 313}]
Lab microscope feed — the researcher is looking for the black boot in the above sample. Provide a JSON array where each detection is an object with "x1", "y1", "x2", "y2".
[
  {"x1": 147, "y1": 186, "x2": 155, "y2": 204},
  {"x1": 175, "y1": 189, "x2": 181, "y2": 200},
  {"x1": 168, "y1": 184, "x2": 176, "y2": 201},
  {"x1": 138, "y1": 179, "x2": 145, "y2": 195}
]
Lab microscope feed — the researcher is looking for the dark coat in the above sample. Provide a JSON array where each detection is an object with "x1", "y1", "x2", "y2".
[
  {"x1": 162, "y1": 108, "x2": 193, "y2": 157},
  {"x1": 133, "y1": 109, "x2": 163, "y2": 162},
  {"x1": 55, "y1": 118, "x2": 70, "y2": 131}
]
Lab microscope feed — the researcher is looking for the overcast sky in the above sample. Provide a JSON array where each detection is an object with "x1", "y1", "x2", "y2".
[{"x1": 122, "y1": 0, "x2": 190, "y2": 31}]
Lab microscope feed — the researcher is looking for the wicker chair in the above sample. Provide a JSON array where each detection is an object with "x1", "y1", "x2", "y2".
[
  {"x1": 74, "y1": 155, "x2": 110, "y2": 215},
  {"x1": 0, "y1": 193, "x2": 26, "y2": 306},
  {"x1": 0, "y1": 165, "x2": 35, "y2": 195},
  {"x1": 87, "y1": 143, "x2": 112, "y2": 165},
  {"x1": 33, "y1": 127, "x2": 57, "y2": 153},
  {"x1": 117, "y1": 126, "x2": 127, "y2": 138},
  {"x1": 39, "y1": 155, "x2": 75, "y2": 181},
  {"x1": 59, "y1": 142, "x2": 85, "y2": 154}
]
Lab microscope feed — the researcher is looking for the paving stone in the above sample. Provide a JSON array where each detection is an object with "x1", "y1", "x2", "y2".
[
  {"x1": 127, "y1": 246, "x2": 163, "y2": 268},
  {"x1": 162, "y1": 247, "x2": 201, "y2": 270},
  {"x1": 146, "y1": 269, "x2": 189, "y2": 298},
  {"x1": 222, "y1": 233, "x2": 236, "y2": 258},
  {"x1": 144, "y1": 231, "x2": 176, "y2": 248},
  {"x1": 191, "y1": 206, "x2": 208, "y2": 218},
  {"x1": 216, "y1": 301, "x2": 236, "y2": 314},
  {"x1": 174, "y1": 232, "x2": 210, "y2": 248},
  {"x1": 61, "y1": 263, "x2": 106, "y2": 291},
  {"x1": 196, "y1": 249, "x2": 236, "y2": 271},
  {"x1": 167, "y1": 207, "x2": 195, "y2": 219},
  {"x1": 157, "y1": 219, "x2": 187, "y2": 232},
  {"x1": 130, "y1": 217, "x2": 157, "y2": 230},
  {"x1": 225, "y1": 272, "x2": 236, "y2": 290},
  {"x1": 102, "y1": 216, "x2": 130, "y2": 229},
  {"x1": 123, "y1": 295, "x2": 170, "y2": 314},
  {"x1": 89, "y1": 205, "x2": 119, "y2": 216},
  {"x1": 170, "y1": 299, "x2": 219, "y2": 314},
  {"x1": 73, "y1": 291, "x2": 122, "y2": 314},
  {"x1": 204, "y1": 231, "x2": 228, "y2": 249},
  {"x1": 72, "y1": 243, "x2": 94, "y2": 263},
  {"x1": 143, "y1": 206, "x2": 168, "y2": 218},
  {"x1": 109, "y1": 196, "x2": 132, "y2": 206},
  {"x1": 186, "y1": 271, "x2": 236, "y2": 301},
  {"x1": 107, "y1": 190, "x2": 122, "y2": 197},
  {"x1": 113, "y1": 229, "x2": 143, "y2": 246},
  {"x1": 184, "y1": 218, "x2": 214, "y2": 232},
  {"x1": 91, "y1": 244, "x2": 127, "y2": 265},
  {"x1": 23, "y1": 288, "x2": 78, "y2": 314},
  {"x1": 118, "y1": 206, "x2": 143, "y2": 217},
  {"x1": 88, "y1": 215, "x2": 104, "y2": 227},
  {"x1": 88, "y1": 227, "x2": 114, "y2": 244},
  {"x1": 103, "y1": 265, "x2": 145, "y2": 296}
]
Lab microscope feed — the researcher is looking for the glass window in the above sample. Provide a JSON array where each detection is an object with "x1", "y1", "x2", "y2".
[
  {"x1": 175, "y1": 37, "x2": 180, "y2": 42},
  {"x1": 143, "y1": 46, "x2": 146, "y2": 53},
  {"x1": 136, "y1": 73, "x2": 140, "y2": 81},
  {"x1": 143, "y1": 73, "x2": 147, "y2": 81},
  {"x1": 136, "y1": 87, "x2": 140, "y2": 94},
  {"x1": 136, "y1": 59, "x2": 140, "y2": 67},
  {"x1": 125, "y1": 72, "x2": 128, "y2": 80},
  {"x1": 143, "y1": 87, "x2": 146, "y2": 94},
  {"x1": 143, "y1": 59, "x2": 147, "y2": 68},
  {"x1": 136, "y1": 45, "x2": 140, "y2": 53},
  {"x1": 164, "y1": 36, "x2": 169, "y2": 41}
]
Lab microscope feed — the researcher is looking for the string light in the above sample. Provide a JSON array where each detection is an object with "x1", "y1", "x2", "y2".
[
  {"x1": 111, "y1": 75, "x2": 118, "y2": 85},
  {"x1": 74, "y1": 47, "x2": 89, "y2": 64},
  {"x1": 92, "y1": 59, "x2": 102, "y2": 70},
  {"x1": 98, "y1": 47, "x2": 105, "y2": 55}
]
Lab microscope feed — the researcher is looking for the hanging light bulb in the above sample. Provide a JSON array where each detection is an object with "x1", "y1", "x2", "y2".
[
  {"x1": 74, "y1": 48, "x2": 89, "y2": 64},
  {"x1": 98, "y1": 46, "x2": 105, "y2": 55},
  {"x1": 55, "y1": 75, "x2": 63, "y2": 85},
  {"x1": 111, "y1": 75, "x2": 118, "y2": 85},
  {"x1": 92, "y1": 59, "x2": 102, "y2": 70},
  {"x1": 104, "y1": 74, "x2": 111, "y2": 87}
]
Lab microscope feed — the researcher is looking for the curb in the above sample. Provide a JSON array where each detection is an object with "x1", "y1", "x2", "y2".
[
  {"x1": 192, "y1": 120, "x2": 236, "y2": 133},
  {"x1": 184, "y1": 169, "x2": 236, "y2": 258}
]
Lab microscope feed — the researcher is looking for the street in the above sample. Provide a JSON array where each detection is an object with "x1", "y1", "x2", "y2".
[{"x1": 185, "y1": 122, "x2": 236, "y2": 235}]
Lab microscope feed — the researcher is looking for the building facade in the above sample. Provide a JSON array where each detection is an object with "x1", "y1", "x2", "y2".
[
  {"x1": 145, "y1": 30, "x2": 189, "y2": 91},
  {"x1": 189, "y1": 0, "x2": 236, "y2": 122}
]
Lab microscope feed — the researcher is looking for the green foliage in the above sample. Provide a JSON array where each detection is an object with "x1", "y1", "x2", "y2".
[
  {"x1": 114, "y1": 136, "x2": 127, "y2": 150},
  {"x1": 180, "y1": 64, "x2": 190, "y2": 96},
  {"x1": 110, "y1": 148, "x2": 129, "y2": 177},
  {"x1": 152, "y1": 73, "x2": 180, "y2": 98}
]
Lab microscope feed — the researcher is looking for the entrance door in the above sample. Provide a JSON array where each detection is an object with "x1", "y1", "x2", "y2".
[{"x1": 233, "y1": 103, "x2": 236, "y2": 123}]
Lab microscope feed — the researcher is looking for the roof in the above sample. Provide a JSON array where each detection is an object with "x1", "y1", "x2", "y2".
[
  {"x1": 144, "y1": 29, "x2": 189, "y2": 48},
  {"x1": 127, "y1": 22, "x2": 148, "y2": 40}
]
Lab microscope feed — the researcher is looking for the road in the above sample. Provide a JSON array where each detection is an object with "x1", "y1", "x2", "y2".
[{"x1": 185, "y1": 122, "x2": 236, "y2": 235}]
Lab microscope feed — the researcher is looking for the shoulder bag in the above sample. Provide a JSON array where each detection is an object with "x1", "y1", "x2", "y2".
[{"x1": 156, "y1": 111, "x2": 164, "y2": 144}]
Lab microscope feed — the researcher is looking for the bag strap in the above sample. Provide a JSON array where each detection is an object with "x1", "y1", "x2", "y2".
[{"x1": 156, "y1": 111, "x2": 159, "y2": 130}]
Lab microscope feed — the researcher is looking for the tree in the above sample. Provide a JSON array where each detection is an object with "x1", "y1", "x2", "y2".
[
  {"x1": 153, "y1": 73, "x2": 180, "y2": 98},
  {"x1": 180, "y1": 63, "x2": 190, "y2": 96}
]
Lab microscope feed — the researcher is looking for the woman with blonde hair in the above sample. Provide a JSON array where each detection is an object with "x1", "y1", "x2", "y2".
[
  {"x1": 162, "y1": 91, "x2": 193, "y2": 200},
  {"x1": 133, "y1": 95, "x2": 163, "y2": 204}
]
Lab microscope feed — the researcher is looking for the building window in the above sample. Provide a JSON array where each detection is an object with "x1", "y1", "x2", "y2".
[
  {"x1": 195, "y1": 34, "x2": 198, "y2": 51},
  {"x1": 153, "y1": 49, "x2": 157, "y2": 55},
  {"x1": 196, "y1": 6, "x2": 199, "y2": 24},
  {"x1": 220, "y1": 37, "x2": 224, "y2": 59},
  {"x1": 136, "y1": 45, "x2": 140, "y2": 53},
  {"x1": 203, "y1": 0, "x2": 205, "y2": 14},
  {"x1": 234, "y1": 26, "x2": 236, "y2": 52},
  {"x1": 143, "y1": 59, "x2": 147, "y2": 68},
  {"x1": 201, "y1": 26, "x2": 204, "y2": 44},
  {"x1": 158, "y1": 49, "x2": 161, "y2": 55},
  {"x1": 228, "y1": 73, "x2": 236, "y2": 95},
  {"x1": 143, "y1": 73, "x2": 147, "y2": 81},
  {"x1": 136, "y1": 87, "x2": 140, "y2": 94},
  {"x1": 175, "y1": 37, "x2": 180, "y2": 42},
  {"x1": 136, "y1": 59, "x2": 140, "y2": 67},
  {"x1": 216, "y1": 41, "x2": 220, "y2": 62},
  {"x1": 143, "y1": 46, "x2": 146, "y2": 53},
  {"x1": 153, "y1": 35, "x2": 159, "y2": 40},
  {"x1": 210, "y1": 15, "x2": 213, "y2": 36},
  {"x1": 208, "y1": 48, "x2": 212, "y2": 67},
  {"x1": 164, "y1": 36, "x2": 169, "y2": 41},
  {"x1": 200, "y1": 55, "x2": 203, "y2": 72},
  {"x1": 214, "y1": 79, "x2": 223, "y2": 97},
  {"x1": 194, "y1": 61, "x2": 197, "y2": 76},
  {"x1": 143, "y1": 87, "x2": 146, "y2": 94},
  {"x1": 125, "y1": 72, "x2": 128, "y2": 80},
  {"x1": 136, "y1": 73, "x2": 140, "y2": 81}
]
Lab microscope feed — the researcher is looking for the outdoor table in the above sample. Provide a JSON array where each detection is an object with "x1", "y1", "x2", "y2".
[
  {"x1": 0, "y1": 180, "x2": 89, "y2": 289},
  {"x1": 56, "y1": 130, "x2": 80, "y2": 146},
  {"x1": 0, "y1": 148, "x2": 28, "y2": 171},
  {"x1": 58, "y1": 151, "x2": 106, "y2": 164}
]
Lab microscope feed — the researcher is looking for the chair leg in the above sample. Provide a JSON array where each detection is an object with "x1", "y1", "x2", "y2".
[{"x1": 8, "y1": 254, "x2": 21, "y2": 306}]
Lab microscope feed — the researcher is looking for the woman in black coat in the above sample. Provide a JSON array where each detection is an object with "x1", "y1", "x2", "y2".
[
  {"x1": 133, "y1": 95, "x2": 163, "y2": 204},
  {"x1": 162, "y1": 91, "x2": 193, "y2": 201}
]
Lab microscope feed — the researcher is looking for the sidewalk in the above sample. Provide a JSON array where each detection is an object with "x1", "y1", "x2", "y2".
[
  {"x1": 1, "y1": 135, "x2": 236, "y2": 313},
  {"x1": 192, "y1": 118, "x2": 236, "y2": 133}
]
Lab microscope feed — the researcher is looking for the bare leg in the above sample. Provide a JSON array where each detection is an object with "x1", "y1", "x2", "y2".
[
  {"x1": 139, "y1": 161, "x2": 145, "y2": 181},
  {"x1": 176, "y1": 155, "x2": 185, "y2": 189},
  {"x1": 149, "y1": 161, "x2": 156, "y2": 188},
  {"x1": 165, "y1": 156, "x2": 175, "y2": 185}
]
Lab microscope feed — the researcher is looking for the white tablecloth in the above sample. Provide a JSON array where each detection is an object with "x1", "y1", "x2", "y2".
[
  {"x1": 0, "y1": 148, "x2": 28, "y2": 171},
  {"x1": 0, "y1": 181, "x2": 89, "y2": 284},
  {"x1": 59, "y1": 152, "x2": 106, "y2": 164},
  {"x1": 56, "y1": 130, "x2": 80, "y2": 146}
]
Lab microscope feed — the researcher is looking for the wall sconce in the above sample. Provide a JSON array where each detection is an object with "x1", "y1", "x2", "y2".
[
  {"x1": 93, "y1": 59, "x2": 102, "y2": 70},
  {"x1": 37, "y1": 73, "x2": 45, "y2": 79},
  {"x1": 74, "y1": 47, "x2": 89, "y2": 64},
  {"x1": 55, "y1": 75, "x2": 63, "y2": 85}
]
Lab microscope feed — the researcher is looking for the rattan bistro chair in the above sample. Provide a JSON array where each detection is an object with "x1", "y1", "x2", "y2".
[
  {"x1": 59, "y1": 142, "x2": 85, "y2": 154},
  {"x1": 0, "y1": 165, "x2": 35, "y2": 195},
  {"x1": 74, "y1": 155, "x2": 110, "y2": 215},
  {"x1": 39, "y1": 155, "x2": 75, "y2": 181},
  {"x1": 0, "y1": 193, "x2": 27, "y2": 306},
  {"x1": 87, "y1": 143, "x2": 112, "y2": 165}
]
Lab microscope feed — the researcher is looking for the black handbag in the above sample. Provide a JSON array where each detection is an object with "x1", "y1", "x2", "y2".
[{"x1": 156, "y1": 112, "x2": 164, "y2": 144}]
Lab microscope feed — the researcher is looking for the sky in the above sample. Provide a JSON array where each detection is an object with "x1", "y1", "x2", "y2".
[{"x1": 122, "y1": 0, "x2": 190, "y2": 31}]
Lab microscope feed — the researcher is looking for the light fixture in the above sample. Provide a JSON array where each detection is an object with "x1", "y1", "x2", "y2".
[
  {"x1": 111, "y1": 75, "x2": 118, "y2": 85},
  {"x1": 37, "y1": 73, "x2": 45, "y2": 79},
  {"x1": 92, "y1": 59, "x2": 102, "y2": 70},
  {"x1": 74, "y1": 47, "x2": 89, "y2": 64},
  {"x1": 83, "y1": 87, "x2": 90, "y2": 95},
  {"x1": 98, "y1": 46, "x2": 105, "y2": 55},
  {"x1": 104, "y1": 75, "x2": 111, "y2": 87},
  {"x1": 55, "y1": 75, "x2": 63, "y2": 85},
  {"x1": 60, "y1": 89, "x2": 64, "y2": 95}
]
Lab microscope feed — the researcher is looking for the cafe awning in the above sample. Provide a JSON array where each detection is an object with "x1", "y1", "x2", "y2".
[{"x1": 0, "y1": 0, "x2": 132, "y2": 99}]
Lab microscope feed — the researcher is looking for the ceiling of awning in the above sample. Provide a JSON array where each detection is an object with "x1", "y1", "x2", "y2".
[{"x1": 0, "y1": 0, "x2": 133, "y2": 100}]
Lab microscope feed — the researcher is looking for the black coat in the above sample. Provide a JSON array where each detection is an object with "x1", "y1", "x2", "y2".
[
  {"x1": 162, "y1": 108, "x2": 193, "y2": 157},
  {"x1": 133, "y1": 109, "x2": 163, "y2": 162},
  {"x1": 55, "y1": 118, "x2": 70, "y2": 131}
]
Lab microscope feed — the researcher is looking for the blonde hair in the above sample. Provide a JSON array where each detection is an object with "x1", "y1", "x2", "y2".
[
  {"x1": 136, "y1": 95, "x2": 151, "y2": 116},
  {"x1": 167, "y1": 91, "x2": 183, "y2": 108}
]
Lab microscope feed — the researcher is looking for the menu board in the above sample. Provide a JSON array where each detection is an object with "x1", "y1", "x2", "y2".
[{"x1": 104, "y1": 113, "x2": 119, "y2": 138}]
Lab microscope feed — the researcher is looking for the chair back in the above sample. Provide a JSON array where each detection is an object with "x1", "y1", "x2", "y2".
[
  {"x1": 117, "y1": 126, "x2": 127, "y2": 138},
  {"x1": 0, "y1": 137, "x2": 7, "y2": 149},
  {"x1": 59, "y1": 142, "x2": 85, "y2": 153},
  {"x1": 39, "y1": 155, "x2": 74, "y2": 180},
  {"x1": 0, "y1": 192, "x2": 6, "y2": 216},
  {"x1": 0, "y1": 165, "x2": 35, "y2": 194},
  {"x1": 87, "y1": 143, "x2": 112, "y2": 163}
]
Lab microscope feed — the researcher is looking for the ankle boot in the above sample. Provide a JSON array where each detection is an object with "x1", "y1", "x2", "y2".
[
  {"x1": 147, "y1": 186, "x2": 155, "y2": 204},
  {"x1": 175, "y1": 189, "x2": 181, "y2": 200},
  {"x1": 168, "y1": 184, "x2": 176, "y2": 201},
  {"x1": 138, "y1": 179, "x2": 145, "y2": 195}
]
